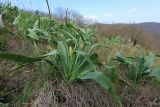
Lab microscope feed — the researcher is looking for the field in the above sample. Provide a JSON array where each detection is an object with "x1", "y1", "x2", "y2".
[{"x1": 0, "y1": 3, "x2": 160, "y2": 107}]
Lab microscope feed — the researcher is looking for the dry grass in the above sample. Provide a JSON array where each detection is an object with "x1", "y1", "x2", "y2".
[
  {"x1": 97, "y1": 43, "x2": 147, "y2": 63},
  {"x1": 122, "y1": 83, "x2": 160, "y2": 107},
  {"x1": 95, "y1": 23, "x2": 160, "y2": 51},
  {"x1": 30, "y1": 81, "x2": 114, "y2": 107}
]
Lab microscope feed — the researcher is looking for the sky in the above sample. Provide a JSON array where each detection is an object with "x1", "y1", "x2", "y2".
[{"x1": 1, "y1": 0, "x2": 160, "y2": 23}]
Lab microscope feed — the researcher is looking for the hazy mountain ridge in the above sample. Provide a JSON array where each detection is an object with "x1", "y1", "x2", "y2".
[
  {"x1": 137, "y1": 22, "x2": 160, "y2": 37},
  {"x1": 95, "y1": 22, "x2": 160, "y2": 37}
]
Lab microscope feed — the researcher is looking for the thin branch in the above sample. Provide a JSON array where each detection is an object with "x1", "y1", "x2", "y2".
[
  {"x1": 45, "y1": 0, "x2": 52, "y2": 31},
  {"x1": 65, "y1": 8, "x2": 68, "y2": 24}
]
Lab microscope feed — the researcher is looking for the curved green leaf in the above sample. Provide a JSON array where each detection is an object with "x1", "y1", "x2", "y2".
[
  {"x1": 79, "y1": 71, "x2": 121, "y2": 105},
  {"x1": 149, "y1": 68, "x2": 160, "y2": 80},
  {"x1": 0, "y1": 52, "x2": 44, "y2": 63}
]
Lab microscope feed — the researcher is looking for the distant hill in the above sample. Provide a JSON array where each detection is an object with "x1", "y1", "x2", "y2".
[
  {"x1": 94, "y1": 22, "x2": 160, "y2": 37},
  {"x1": 137, "y1": 22, "x2": 160, "y2": 37},
  {"x1": 94, "y1": 22, "x2": 160, "y2": 51}
]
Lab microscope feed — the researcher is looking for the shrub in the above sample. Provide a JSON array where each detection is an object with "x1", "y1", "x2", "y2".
[{"x1": 114, "y1": 52, "x2": 160, "y2": 83}]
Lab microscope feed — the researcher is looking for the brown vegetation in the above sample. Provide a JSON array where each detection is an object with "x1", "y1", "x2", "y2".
[{"x1": 95, "y1": 23, "x2": 160, "y2": 52}]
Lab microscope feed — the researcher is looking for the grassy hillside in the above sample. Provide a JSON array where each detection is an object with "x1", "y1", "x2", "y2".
[{"x1": 0, "y1": 4, "x2": 160, "y2": 107}]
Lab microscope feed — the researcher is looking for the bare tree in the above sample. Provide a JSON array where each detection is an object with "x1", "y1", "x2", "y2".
[{"x1": 54, "y1": 7, "x2": 84, "y2": 25}]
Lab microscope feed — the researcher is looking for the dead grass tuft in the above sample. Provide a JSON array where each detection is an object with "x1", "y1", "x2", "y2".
[{"x1": 31, "y1": 81, "x2": 114, "y2": 107}]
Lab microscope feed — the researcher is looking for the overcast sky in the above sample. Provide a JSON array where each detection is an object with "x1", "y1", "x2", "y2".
[{"x1": 1, "y1": 0, "x2": 160, "y2": 23}]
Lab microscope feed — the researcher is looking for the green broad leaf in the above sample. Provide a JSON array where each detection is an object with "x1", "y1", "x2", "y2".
[
  {"x1": 79, "y1": 71, "x2": 121, "y2": 105},
  {"x1": 13, "y1": 14, "x2": 21, "y2": 26},
  {"x1": 0, "y1": 14, "x2": 4, "y2": 27},
  {"x1": 61, "y1": 29, "x2": 76, "y2": 40},
  {"x1": 27, "y1": 28, "x2": 39, "y2": 40},
  {"x1": 66, "y1": 38, "x2": 74, "y2": 43},
  {"x1": 76, "y1": 50, "x2": 88, "y2": 56},
  {"x1": 35, "y1": 28, "x2": 50, "y2": 40},
  {"x1": 89, "y1": 44, "x2": 100, "y2": 53},
  {"x1": 114, "y1": 52, "x2": 126, "y2": 63},
  {"x1": 115, "y1": 52, "x2": 124, "y2": 59},
  {"x1": 144, "y1": 55, "x2": 155, "y2": 68},
  {"x1": 57, "y1": 41, "x2": 69, "y2": 63},
  {"x1": 0, "y1": 53, "x2": 44, "y2": 63},
  {"x1": 10, "y1": 63, "x2": 29, "y2": 71},
  {"x1": 66, "y1": 23, "x2": 85, "y2": 42},
  {"x1": 79, "y1": 71, "x2": 112, "y2": 89},
  {"x1": 57, "y1": 41, "x2": 70, "y2": 75},
  {"x1": 76, "y1": 50, "x2": 96, "y2": 71},
  {"x1": 78, "y1": 69, "x2": 92, "y2": 78},
  {"x1": 89, "y1": 44, "x2": 110, "y2": 54},
  {"x1": 33, "y1": 20, "x2": 39, "y2": 28},
  {"x1": 43, "y1": 50, "x2": 58, "y2": 57},
  {"x1": 149, "y1": 68, "x2": 160, "y2": 80}
]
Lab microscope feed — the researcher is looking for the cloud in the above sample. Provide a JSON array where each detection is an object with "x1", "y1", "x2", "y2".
[
  {"x1": 84, "y1": 15, "x2": 97, "y2": 20},
  {"x1": 104, "y1": 13, "x2": 113, "y2": 17},
  {"x1": 78, "y1": 8, "x2": 95, "y2": 11},
  {"x1": 128, "y1": 8, "x2": 138, "y2": 13},
  {"x1": 83, "y1": 12, "x2": 113, "y2": 21}
]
